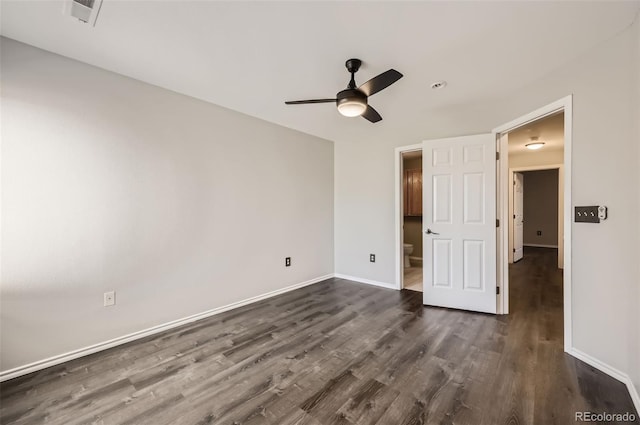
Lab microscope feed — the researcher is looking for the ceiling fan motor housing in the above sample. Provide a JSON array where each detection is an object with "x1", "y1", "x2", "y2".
[{"x1": 337, "y1": 89, "x2": 366, "y2": 104}]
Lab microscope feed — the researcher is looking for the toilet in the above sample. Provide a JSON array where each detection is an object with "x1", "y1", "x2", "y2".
[{"x1": 403, "y1": 243, "x2": 414, "y2": 268}]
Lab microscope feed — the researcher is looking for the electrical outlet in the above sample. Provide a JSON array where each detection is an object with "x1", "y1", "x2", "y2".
[
  {"x1": 285, "y1": 257, "x2": 291, "y2": 267},
  {"x1": 104, "y1": 291, "x2": 115, "y2": 307},
  {"x1": 370, "y1": 254, "x2": 376, "y2": 263},
  {"x1": 537, "y1": 230, "x2": 542, "y2": 236}
]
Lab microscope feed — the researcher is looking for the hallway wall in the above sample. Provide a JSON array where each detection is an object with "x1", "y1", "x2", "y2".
[{"x1": 523, "y1": 170, "x2": 559, "y2": 247}]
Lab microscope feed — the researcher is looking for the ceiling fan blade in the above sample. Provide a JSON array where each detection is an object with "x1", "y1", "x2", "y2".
[
  {"x1": 285, "y1": 99, "x2": 336, "y2": 105},
  {"x1": 362, "y1": 105, "x2": 382, "y2": 123},
  {"x1": 358, "y1": 69, "x2": 403, "y2": 97}
]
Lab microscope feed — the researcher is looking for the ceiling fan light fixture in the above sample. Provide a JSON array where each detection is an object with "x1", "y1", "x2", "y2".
[
  {"x1": 336, "y1": 89, "x2": 367, "y2": 117},
  {"x1": 525, "y1": 136, "x2": 545, "y2": 150},
  {"x1": 526, "y1": 143, "x2": 545, "y2": 150},
  {"x1": 337, "y1": 98, "x2": 367, "y2": 117}
]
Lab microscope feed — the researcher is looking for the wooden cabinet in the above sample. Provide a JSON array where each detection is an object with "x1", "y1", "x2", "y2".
[{"x1": 403, "y1": 168, "x2": 422, "y2": 216}]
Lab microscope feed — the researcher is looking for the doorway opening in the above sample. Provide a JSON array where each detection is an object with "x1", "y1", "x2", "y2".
[
  {"x1": 511, "y1": 168, "x2": 563, "y2": 264},
  {"x1": 394, "y1": 144, "x2": 423, "y2": 291},
  {"x1": 402, "y1": 150, "x2": 423, "y2": 292},
  {"x1": 397, "y1": 133, "x2": 497, "y2": 312},
  {"x1": 494, "y1": 96, "x2": 572, "y2": 352},
  {"x1": 507, "y1": 112, "x2": 564, "y2": 270}
]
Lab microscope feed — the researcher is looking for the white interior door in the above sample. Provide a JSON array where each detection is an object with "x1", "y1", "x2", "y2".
[
  {"x1": 422, "y1": 134, "x2": 497, "y2": 314},
  {"x1": 513, "y1": 172, "x2": 524, "y2": 262}
]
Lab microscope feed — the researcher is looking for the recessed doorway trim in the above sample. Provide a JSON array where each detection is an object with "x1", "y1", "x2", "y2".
[
  {"x1": 394, "y1": 143, "x2": 422, "y2": 290},
  {"x1": 492, "y1": 95, "x2": 573, "y2": 353}
]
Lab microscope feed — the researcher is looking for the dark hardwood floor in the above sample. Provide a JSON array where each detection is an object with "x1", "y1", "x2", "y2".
[{"x1": 1, "y1": 247, "x2": 637, "y2": 424}]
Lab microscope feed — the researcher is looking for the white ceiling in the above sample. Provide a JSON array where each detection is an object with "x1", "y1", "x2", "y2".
[
  {"x1": 2, "y1": 1, "x2": 639, "y2": 144},
  {"x1": 508, "y1": 112, "x2": 564, "y2": 154}
]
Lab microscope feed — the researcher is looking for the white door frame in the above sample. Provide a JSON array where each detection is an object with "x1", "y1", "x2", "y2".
[
  {"x1": 394, "y1": 143, "x2": 423, "y2": 290},
  {"x1": 492, "y1": 95, "x2": 573, "y2": 353},
  {"x1": 508, "y1": 164, "x2": 564, "y2": 267}
]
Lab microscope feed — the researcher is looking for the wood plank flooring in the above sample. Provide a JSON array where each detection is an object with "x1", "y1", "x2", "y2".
[{"x1": 1, "y1": 247, "x2": 638, "y2": 424}]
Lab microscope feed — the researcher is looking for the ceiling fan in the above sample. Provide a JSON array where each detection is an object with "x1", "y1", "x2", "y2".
[{"x1": 285, "y1": 59, "x2": 403, "y2": 123}]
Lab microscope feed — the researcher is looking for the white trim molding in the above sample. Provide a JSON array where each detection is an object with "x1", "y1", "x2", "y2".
[
  {"x1": 492, "y1": 96, "x2": 572, "y2": 134},
  {"x1": 334, "y1": 273, "x2": 397, "y2": 290},
  {"x1": 0, "y1": 274, "x2": 334, "y2": 382},
  {"x1": 569, "y1": 348, "x2": 640, "y2": 414}
]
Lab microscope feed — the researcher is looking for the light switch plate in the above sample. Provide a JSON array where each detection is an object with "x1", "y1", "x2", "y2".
[{"x1": 575, "y1": 206, "x2": 599, "y2": 223}]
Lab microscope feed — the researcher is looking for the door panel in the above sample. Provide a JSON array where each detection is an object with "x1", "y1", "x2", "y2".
[
  {"x1": 423, "y1": 134, "x2": 497, "y2": 314},
  {"x1": 463, "y1": 173, "x2": 484, "y2": 224},
  {"x1": 463, "y1": 240, "x2": 484, "y2": 291},
  {"x1": 432, "y1": 239, "x2": 453, "y2": 287},
  {"x1": 433, "y1": 175, "x2": 452, "y2": 223},
  {"x1": 513, "y1": 172, "x2": 524, "y2": 262}
]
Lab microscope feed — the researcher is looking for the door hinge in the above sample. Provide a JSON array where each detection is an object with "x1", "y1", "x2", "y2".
[
  {"x1": 513, "y1": 248, "x2": 516, "y2": 252},
  {"x1": 513, "y1": 214, "x2": 516, "y2": 219},
  {"x1": 496, "y1": 152, "x2": 500, "y2": 160},
  {"x1": 496, "y1": 287, "x2": 500, "y2": 295},
  {"x1": 496, "y1": 219, "x2": 499, "y2": 227}
]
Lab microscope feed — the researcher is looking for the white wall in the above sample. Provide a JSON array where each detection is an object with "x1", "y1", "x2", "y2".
[
  {"x1": 335, "y1": 19, "x2": 639, "y2": 393},
  {"x1": 0, "y1": 38, "x2": 334, "y2": 373},
  {"x1": 522, "y1": 170, "x2": 559, "y2": 246},
  {"x1": 509, "y1": 149, "x2": 563, "y2": 168}
]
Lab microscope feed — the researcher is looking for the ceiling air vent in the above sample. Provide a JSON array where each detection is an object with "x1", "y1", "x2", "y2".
[{"x1": 63, "y1": 0, "x2": 103, "y2": 26}]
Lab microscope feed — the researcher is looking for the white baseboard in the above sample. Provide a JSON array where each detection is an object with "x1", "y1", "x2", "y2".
[
  {"x1": 333, "y1": 273, "x2": 398, "y2": 290},
  {"x1": 0, "y1": 274, "x2": 333, "y2": 382},
  {"x1": 523, "y1": 243, "x2": 558, "y2": 248},
  {"x1": 569, "y1": 347, "x2": 640, "y2": 414}
]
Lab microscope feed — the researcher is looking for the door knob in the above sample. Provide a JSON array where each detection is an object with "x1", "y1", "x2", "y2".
[{"x1": 425, "y1": 228, "x2": 440, "y2": 235}]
